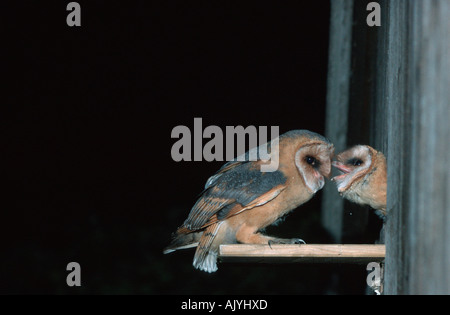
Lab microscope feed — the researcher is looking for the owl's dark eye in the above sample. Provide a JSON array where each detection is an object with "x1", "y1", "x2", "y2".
[
  {"x1": 306, "y1": 156, "x2": 317, "y2": 166},
  {"x1": 348, "y1": 158, "x2": 363, "y2": 166}
]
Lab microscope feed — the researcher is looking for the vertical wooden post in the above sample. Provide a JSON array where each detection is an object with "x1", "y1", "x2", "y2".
[
  {"x1": 377, "y1": 0, "x2": 411, "y2": 294},
  {"x1": 322, "y1": 0, "x2": 354, "y2": 243},
  {"x1": 384, "y1": 0, "x2": 450, "y2": 294}
]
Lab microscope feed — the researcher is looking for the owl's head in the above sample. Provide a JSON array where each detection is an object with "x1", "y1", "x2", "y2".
[
  {"x1": 286, "y1": 130, "x2": 334, "y2": 194},
  {"x1": 331, "y1": 145, "x2": 375, "y2": 193}
]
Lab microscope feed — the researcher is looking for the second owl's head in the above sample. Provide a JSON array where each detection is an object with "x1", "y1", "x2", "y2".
[{"x1": 331, "y1": 144, "x2": 375, "y2": 193}]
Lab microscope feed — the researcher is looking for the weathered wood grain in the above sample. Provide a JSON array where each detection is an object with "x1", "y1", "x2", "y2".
[{"x1": 383, "y1": 0, "x2": 450, "y2": 295}]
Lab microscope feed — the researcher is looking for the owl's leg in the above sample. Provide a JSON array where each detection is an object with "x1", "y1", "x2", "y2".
[
  {"x1": 236, "y1": 231, "x2": 272, "y2": 244},
  {"x1": 235, "y1": 224, "x2": 305, "y2": 245}
]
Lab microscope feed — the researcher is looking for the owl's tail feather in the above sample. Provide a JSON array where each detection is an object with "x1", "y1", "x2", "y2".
[
  {"x1": 192, "y1": 222, "x2": 222, "y2": 273},
  {"x1": 163, "y1": 230, "x2": 202, "y2": 254}
]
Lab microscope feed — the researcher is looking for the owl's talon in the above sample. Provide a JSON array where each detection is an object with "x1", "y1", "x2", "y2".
[
  {"x1": 292, "y1": 238, "x2": 306, "y2": 245},
  {"x1": 268, "y1": 238, "x2": 305, "y2": 248}
]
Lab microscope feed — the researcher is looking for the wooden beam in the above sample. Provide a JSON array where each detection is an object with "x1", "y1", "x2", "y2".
[
  {"x1": 219, "y1": 244, "x2": 385, "y2": 264},
  {"x1": 321, "y1": 0, "x2": 354, "y2": 243},
  {"x1": 382, "y1": 0, "x2": 450, "y2": 294}
]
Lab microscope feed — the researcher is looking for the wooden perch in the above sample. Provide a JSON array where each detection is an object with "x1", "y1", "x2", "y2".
[{"x1": 219, "y1": 244, "x2": 385, "y2": 264}]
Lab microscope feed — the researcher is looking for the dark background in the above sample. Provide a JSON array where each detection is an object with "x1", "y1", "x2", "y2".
[{"x1": 3, "y1": 1, "x2": 369, "y2": 294}]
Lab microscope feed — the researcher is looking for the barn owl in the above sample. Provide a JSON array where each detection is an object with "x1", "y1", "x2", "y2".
[
  {"x1": 331, "y1": 145, "x2": 387, "y2": 218},
  {"x1": 164, "y1": 130, "x2": 334, "y2": 272}
]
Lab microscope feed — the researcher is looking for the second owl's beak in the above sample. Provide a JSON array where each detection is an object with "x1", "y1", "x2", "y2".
[
  {"x1": 331, "y1": 161, "x2": 352, "y2": 181},
  {"x1": 332, "y1": 161, "x2": 352, "y2": 173}
]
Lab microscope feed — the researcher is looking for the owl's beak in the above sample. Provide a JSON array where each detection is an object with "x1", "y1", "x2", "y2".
[
  {"x1": 332, "y1": 161, "x2": 352, "y2": 172},
  {"x1": 331, "y1": 161, "x2": 352, "y2": 181}
]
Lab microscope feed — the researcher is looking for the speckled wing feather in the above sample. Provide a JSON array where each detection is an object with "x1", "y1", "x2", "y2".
[{"x1": 180, "y1": 161, "x2": 287, "y2": 232}]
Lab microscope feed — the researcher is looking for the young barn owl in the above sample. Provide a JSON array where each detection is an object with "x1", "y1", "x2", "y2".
[
  {"x1": 331, "y1": 145, "x2": 387, "y2": 218},
  {"x1": 164, "y1": 130, "x2": 334, "y2": 272}
]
